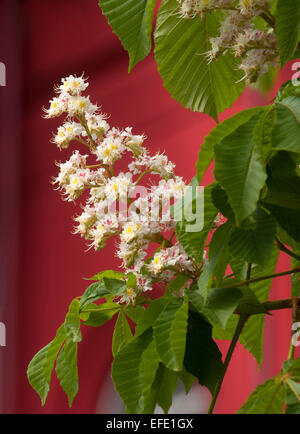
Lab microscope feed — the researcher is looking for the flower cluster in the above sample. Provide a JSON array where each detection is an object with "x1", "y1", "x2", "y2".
[
  {"x1": 176, "y1": 0, "x2": 278, "y2": 83},
  {"x1": 46, "y1": 75, "x2": 198, "y2": 303}
]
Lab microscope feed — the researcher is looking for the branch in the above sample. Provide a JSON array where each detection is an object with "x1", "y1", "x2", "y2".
[
  {"x1": 208, "y1": 314, "x2": 249, "y2": 414},
  {"x1": 288, "y1": 296, "x2": 300, "y2": 360},
  {"x1": 275, "y1": 237, "x2": 300, "y2": 262},
  {"x1": 260, "y1": 11, "x2": 275, "y2": 28},
  {"x1": 225, "y1": 267, "x2": 300, "y2": 290},
  {"x1": 262, "y1": 297, "x2": 300, "y2": 313}
]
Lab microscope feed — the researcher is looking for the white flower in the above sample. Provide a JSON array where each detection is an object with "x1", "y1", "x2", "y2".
[
  {"x1": 74, "y1": 206, "x2": 96, "y2": 237},
  {"x1": 105, "y1": 172, "x2": 133, "y2": 201},
  {"x1": 56, "y1": 75, "x2": 89, "y2": 96},
  {"x1": 44, "y1": 95, "x2": 67, "y2": 118},
  {"x1": 86, "y1": 113, "x2": 110, "y2": 137},
  {"x1": 129, "y1": 152, "x2": 175, "y2": 179},
  {"x1": 53, "y1": 121, "x2": 84, "y2": 148},
  {"x1": 150, "y1": 244, "x2": 194, "y2": 276},
  {"x1": 67, "y1": 95, "x2": 98, "y2": 117},
  {"x1": 121, "y1": 222, "x2": 143, "y2": 243},
  {"x1": 122, "y1": 127, "x2": 146, "y2": 155},
  {"x1": 93, "y1": 136, "x2": 125, "y2": 165}
]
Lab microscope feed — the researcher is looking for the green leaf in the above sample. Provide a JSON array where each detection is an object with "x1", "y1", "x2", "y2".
[
  {"x1": 154, "y1": 0, "x2": 244, "y2": 120},
  {"x1": 283, "y1": 358, "x2": 300, "y2": 414},
  {"x1": 124, "y1": 305, "x2": 145, "y2": 324},
  {"x1": 126, "y1": 272, "x2": 137, "y2": 290},
  {"x1": 285, "y1": 380, "x2": 300, "y2": 414},
  {"x1": 152, "y1": 364, "x2": 179, "y2": 414},
  {"x1": 184, "y1": 310, "x2": 223, "y2": 395},
  {"x1": 83, "y1": 302, "x2": 120, "y2": 327},
  {"x1": 80, "y1": 281, "x2": 110, "y2": 307},
  {"x1": 276, "y1": 0, "x2": 300, "y2": 66},
  {"x1": 139, "y1": 340, "x2": 160, "y2": 413},
  {"x1": 253, "y1": 106, "x2": 276, "y2": 161},
  {"x1": 187, "y1": 286, "x2": 221, "y2": 327},
  {"x1": 64, "y1": 299, "x2": 82, "y2": 343},
  {"x1": 55, "y1": 338, "x2": 79, "y2": 407},
  {"x1": 214, "y1": 114, "x2": 267, "y2": 224},
  {"x1": 86, "y1": 270, "x2": 125, "y2": 281},
  {"x1": 103, "y1": 277, "x2": 127, "y2": 295},
  {"x1": 229, "y1": 207, "x2": 276, "y2": 267},
  {"x1": 237, "y1": 376, "x2": 285, "y2": 414},
  {"x1": 112, "y1": 328, "x2": 153, "y2": 413},
  {"x1": 166, "y1": 274, "x2": 190, "y2": 295},
  {"x1": 197, "y1": 256, "x2": 218, "y2": 301},
  {"x1": 208, "y1": 222, "x2": 234, "y2": 285},
  {"x1": 211, "y1": 184, "x2": 234, "y2": 221},
  {"x1": 153, "y1": 299, "x2": 188, "y2": 371},
  {"x1": 206, "y1": 288, "x2": 243, "y2": 329},
  {"x1": 239, "y1": 315, "x2": 265, "y2": 367},
  {"x1": 291, "y1": 244, "x2": 300, "y2": 296},
  {"x1": 112, "y1": 310, "x2": 133, "y2": 357},
  {"x1": 282, "y1": 358, "x2": 300, "y2": 381},
  {"x1": 275, "y1": 80, "x2": 300, "y2": 102},
  {"x1": 178, "y1": 369, "x2": 196, "y2": 395},
  {"x1": 239, "y1": 248, "x2": 279, "y2": 366},
  {"x1": 236, "y1": 287, "x2": 268, "y2": 316},
  {"x1": 263, "y1": 203, "x2": 300, "y2": 243},
  {"x1": 272, "y1": 96, "x2": 300, "y2": 153},
  {"x1": 135, "y1": 297, "x2": 170, "y2": 337},
  {"x1": 176, "y1": 182, "x2": 218, "y2": 263},
  {"x1": 264, "y1": 152, "x2": 300, "y2": 211},
  {"x1": 99, "y1": 0, "x2": 156, "y2": 72},
  {"x1": 197, "y1": 108, "x2": 265, "y2": 184},
  {"x1": 27, "y1": 325, "x2": 66, "y2": 405}
]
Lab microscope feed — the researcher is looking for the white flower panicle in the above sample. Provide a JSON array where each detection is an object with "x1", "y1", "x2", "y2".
[
  {"x1": 46, "y1": 75, "x2": 199, "y2": 304},
  {"x1": 176, "y1": 0, "x2": 278, "y2": 83}
]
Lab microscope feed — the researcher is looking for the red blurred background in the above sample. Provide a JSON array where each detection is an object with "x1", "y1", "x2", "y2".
[{"x1": 0, "y1": 0, "x2": 299, "y2": 414}]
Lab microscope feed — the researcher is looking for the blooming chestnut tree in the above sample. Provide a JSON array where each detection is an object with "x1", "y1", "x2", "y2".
[{"x1": 28, "y1": 0, "x2": 300, "y2": 414}]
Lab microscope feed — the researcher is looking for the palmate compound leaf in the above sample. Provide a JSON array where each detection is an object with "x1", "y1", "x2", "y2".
[
  {"x1": 99, "y1": 0, "x2": 156, "y2": 72},
  {"x1": 275, "y1": 0, "x2": 300, "y2": 67},
  {"x1": 153, "y1": 299, "x2": 189, "y2": 371},
  {"x1": 214, "y1": 114, "x2": 268, "y2": 225},
  {"x1": 239, "y1": 358, "x2": 300, "y2": 414},
  {"x1": 55, "y1": 338, "x2": 79, "y2": 407},
  {"x1": 237, "y1": 376, "x2": 285, "y2": 414},
  {"x1": 27, "y1": 325, "x2": 66, "y2": 405},
  {"x1": 154, "y1": 0, "x2": 245, "y2": 120},
  {"x1": 196, "y1": 107, "x2": 266, "y2": 184}
]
